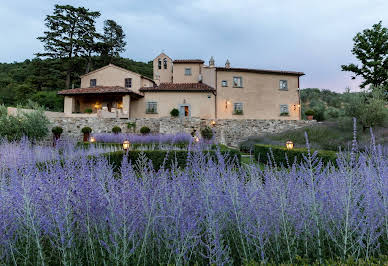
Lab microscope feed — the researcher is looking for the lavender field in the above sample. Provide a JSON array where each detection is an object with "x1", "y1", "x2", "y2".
[{"x1": 0, "y1": 134, "x2": 387, "y2": 265}]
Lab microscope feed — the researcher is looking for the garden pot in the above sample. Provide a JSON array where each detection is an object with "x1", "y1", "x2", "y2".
[
  {"x1": 52, "y1": 133, "x2": 61, "y2": 146},
  {"x1": 83, "y1": 133, "x2": 90, "y2": 142},
  {"x1": 307, "y1": 115, "x2": 314, "y2": 120}
]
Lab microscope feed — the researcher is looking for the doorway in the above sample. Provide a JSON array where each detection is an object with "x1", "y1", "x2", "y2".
[{"x1": 179, "y1": 104, "x2": 191, "y2": 117}]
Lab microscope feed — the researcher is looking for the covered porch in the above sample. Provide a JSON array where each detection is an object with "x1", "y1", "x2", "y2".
[{"x1": 58, "y1": 86, "x2": 144, "y2": 118}]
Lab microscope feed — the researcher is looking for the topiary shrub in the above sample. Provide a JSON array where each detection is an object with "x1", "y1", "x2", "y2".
[
  {"x1": 84, "y1": 108, "x2": 93, "y2": 114},
  {"x1": 305, "y1": 109, "x2": 315, "y2": 116},
  {"x1": 201, "y1": 126, "x2": 213, "y2": 140},
  {"x1": 112, "y1": 126, "x2": 122, "y2": 134},
  {"x1": 140, "y1": 126, "x2": 151, "y2": 134},
  {"x1": 170, "y1": 108, "x2": 179, "y2": 117},
  {"x1": 52, "y1": 126, "x2": 63, "y2": 135}
]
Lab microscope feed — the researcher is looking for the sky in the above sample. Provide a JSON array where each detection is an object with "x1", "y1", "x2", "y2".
[{"x1": 0, "y1": 0, "x2": 387, "y2": 92}]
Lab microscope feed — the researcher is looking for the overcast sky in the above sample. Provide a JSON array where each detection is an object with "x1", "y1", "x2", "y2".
[{"x1": 0, "y1": 0, "x2": 387, "y2": 92}]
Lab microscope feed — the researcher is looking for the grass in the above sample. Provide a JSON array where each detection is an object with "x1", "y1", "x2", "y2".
[{"x1": 240, "y1": 117, "x2": 388, "y2": 152}]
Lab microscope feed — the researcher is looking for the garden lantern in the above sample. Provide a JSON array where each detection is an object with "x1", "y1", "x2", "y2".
[
  {"x1": 90, "y1": 136, "x2": 96, "y2": 143},
  {"x1": 193, "y1": 136, "x2": 200, "y2": 143},
  {"x1": 123, "y1": 140, "x2": 131, "y2": 151},
  {"x1": 286, "y1": 140, "x2": 294, "y2": 150},
  {"x1": 210, "y1": 120, "x2": 216, "y2": 126}
]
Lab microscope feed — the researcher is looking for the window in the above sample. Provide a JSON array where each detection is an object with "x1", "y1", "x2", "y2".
[
  {"x1": 146, "y1": 102, "x2": 157, "y2": 114},
  {"x1": 233, "y1": 77, "x2": 243, "y2": 87},
  {"x1": 280, "y1": 80, "x2": 288, "y2": 90},
  {"x1": 90, "y1": 79, "x2": 96, "y2": 87},
  {"x1": 221, "y1": 80, "x2": 228, "y2": 87},
  {"x1": 184, "y1": 68, "x2": 192, "y2": 76},
  {"x1": 158, "y1": 59, "x2": 161, "y2": 69},
  {"x1": 163, "y1": 58, "x2": 167, "y2": 69},
  {"x1": 125, "y1": 78, "x2": 132, "y2": 88},
  {"x1": 280, "y1": 104, "x2": 289, "y2": 116},
  {"x1": 233, "y1": 102, "x2": 243, "y2": 115}
]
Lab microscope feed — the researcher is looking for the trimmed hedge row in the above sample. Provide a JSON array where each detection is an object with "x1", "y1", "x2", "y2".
[
  {"x1": 254, "y1": 144, "x2": 337, "y2": 166},
  {"x1": 101, "y1": 148, "x2": 241, "y2": 171}
]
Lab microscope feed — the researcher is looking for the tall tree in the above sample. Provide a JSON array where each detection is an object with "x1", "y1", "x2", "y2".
[
  {"x1": 341, "y1": 21, "x2": 388, "y2": 89},
  {"x1": 99, "y1": 20, "x2": 127, "y2": 63},
  {"x1": 36, "y1": 5, "x2": 100, "y2": 88}
]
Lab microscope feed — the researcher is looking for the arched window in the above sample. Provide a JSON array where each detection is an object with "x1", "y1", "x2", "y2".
[
  {"x1": 163, "y1": 58, "x2": 167, "y2": 69},
  {"x1": 158, "y1": 59, "x2": 161, "y2": 69}
]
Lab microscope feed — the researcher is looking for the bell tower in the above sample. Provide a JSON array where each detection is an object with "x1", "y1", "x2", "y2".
[{"x1": 153, "y1": 52, "x2": 173, "y2": 85}]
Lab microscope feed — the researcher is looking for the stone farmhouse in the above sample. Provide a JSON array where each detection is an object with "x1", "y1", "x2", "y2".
[{"x1": 58, "y1": 53, "x2": 304, "y2": 120}]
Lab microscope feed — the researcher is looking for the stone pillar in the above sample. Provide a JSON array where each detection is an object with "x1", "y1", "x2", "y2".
[
  {"x1": 64, "y1": 96, "x2": 74, "y2": 115},
  {"x1": 122, "y1": 95, "x2": 131, "y2": 118}
]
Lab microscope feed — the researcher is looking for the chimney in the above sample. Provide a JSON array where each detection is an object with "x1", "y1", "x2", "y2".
[
  {"x1": 209, "y1": 56, "x2": 215, "y2": 67},
  {"x1": 225, "y1": 59, "x2": 230, "y2": 68}
]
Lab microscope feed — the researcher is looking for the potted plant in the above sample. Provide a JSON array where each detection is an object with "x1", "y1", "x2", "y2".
[
  {"x1": 81, "y1": 127, "x2": 92, "y2": 142},
  {"x1": 140, "y1": 126, "x2": 151, "y2": 134},
  {"x1": 305, "y1": 109, "x2": 315, "y2": 120},
  {"x1": 112, "y1": 126, "x2": 122, "y2": 134},
  {"x1": 84, "y1": 108, "x2": 93, "y2": 114},
  {"x1": 170, "y1": 108, "x2": 179, "y2": 117},
  {"x1": 201, "y1": 126, "x2": 214, "y2": 140},
  {"x1": 51, "y1": 126, "x2": 63, "y2": 146}
]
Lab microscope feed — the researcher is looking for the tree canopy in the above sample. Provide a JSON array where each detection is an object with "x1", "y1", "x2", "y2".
[{"x1": 341, "y1": 21, "x2": 388, "y2": 90}]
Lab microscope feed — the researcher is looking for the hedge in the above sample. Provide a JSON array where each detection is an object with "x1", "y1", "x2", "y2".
[
  {"x1": 254, "y1": 144, "x2": 337, "y2": 166},
  {"x1": 77, "y1": 142, "x2": 189, "y2": 150},
  {"x1": 101, "y1": 148, "x2": 241, "y2": 171}
]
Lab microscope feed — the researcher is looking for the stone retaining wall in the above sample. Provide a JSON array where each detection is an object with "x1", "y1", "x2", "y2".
[{"x1": 49, "y1": 117, "x2": 315, "y2": 147}]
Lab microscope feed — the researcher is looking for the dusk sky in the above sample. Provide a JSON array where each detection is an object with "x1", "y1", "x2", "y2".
[{"x1": 0, "y1": 0, "x2": 387, "y2": 92}]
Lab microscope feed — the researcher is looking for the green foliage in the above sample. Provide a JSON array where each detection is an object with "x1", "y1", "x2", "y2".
[
  {"x1": 111, "y1": 126, "x2": 122, "y2": 134},
  {"x1": 51, "y1": 126, "x2": 63, "y2": 135},
  {"x1": 30, "y1": 91, "x2": 64, "y2": 112},
  {"x1": 234, "y1": 110, "x2": 244, "y2": 115},
  {"x1": 140, "y1": 126, "x2": 151, "y2": 134},
  {"x1": 101, "y1": 148, "x2": 241, "y2": 171},
  {"x1": 0, "y1": 104, "x2": 50, "y2": 141},
  {"x1": 280, "y1": 112, "x2": 289, "y2": 116},
  {"x1": 127, "y1": 122, "x2": 136, "y2": 129},
  {"x1": 341, "y1": 21, "x2": 388, "y2": 89},
  {"x1": 254, "y1": 144, "x2": 337, "y2": 166},
  {"x1": 99, "y1": 19, "x2": 126, "y2": 61},
  {"x1": 170, "y1": 108, "x2": 179, "y2": 117},
  {"x1": 201, "y1": 126, "x2": 213, "y2": 140},
  {"x1": 81, "y1": 127, "x2": 92, "y2": 134},
  {"x1": 84, "y1": 108, "x2": 93, "y2": 114},
  {"x1": 305, "y1": 109, "x2": 315, "y2": 116},
  {"x1": 345, "y1": 90, "x2": 387, "y2": 129}
]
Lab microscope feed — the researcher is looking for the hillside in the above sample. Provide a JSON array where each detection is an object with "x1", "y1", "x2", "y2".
[{"x1": 0, "y1": 57, "x2": 153, "y2": 111}]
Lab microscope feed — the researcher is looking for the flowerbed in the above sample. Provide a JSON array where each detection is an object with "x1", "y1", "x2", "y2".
[
  {"x1": 0, "y1": 135, "x2": 386, "y2": 264},
  {"x1": 92, "y1": 132, "x2": 195, "y2": 145}
]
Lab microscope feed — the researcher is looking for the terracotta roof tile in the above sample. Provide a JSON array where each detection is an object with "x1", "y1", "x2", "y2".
[
  {"x1": 216, "y1": 67, "x2": 304, "y2": 76},
  {"x1": 57, "y1": 86, "x2": 144, "y2": 98},
  {"x1": 140, "y1": 83, "x2": 215, "y2": 92},
  {"x1": 173, "y1": 59, "x2": 204, "y2": 64}
]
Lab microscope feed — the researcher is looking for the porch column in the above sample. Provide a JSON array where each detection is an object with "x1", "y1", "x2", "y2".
[
  {"x1": 122, "y1": 95, "x2": 131, "y2": 118},
  {"x1": 64, "y1": 96, "x2": 74, "y2": 115}
]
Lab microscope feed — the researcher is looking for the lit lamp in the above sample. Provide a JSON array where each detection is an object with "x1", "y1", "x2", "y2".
[
  {"x1": 210, "y1": 120, "x2": 216, "y2": 126},
  {"x1": 286, "y1": 140, "x2": 294, "y2": 150},
  {"x1": 193, "y1": 136, "x2": 200, "y2": 143},
  {"x1": 90, "y1": 136, "x2": 96, "y2": 143},
  {"x1": 123, "y1": 140, "x2": 131, "y2": 151}
]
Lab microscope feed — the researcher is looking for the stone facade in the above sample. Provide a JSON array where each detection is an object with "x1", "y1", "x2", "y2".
[{"x1": 48, "y1": 116, "x2": 315, "y2": 147}]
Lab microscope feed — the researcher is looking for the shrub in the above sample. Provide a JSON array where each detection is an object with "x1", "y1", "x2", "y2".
[
  {"x1": 140, "y1": 126, "x2": 151, "y2": 134},
  {"x1": 51, "y1": 126, "x2": 63, "y2": 135},
  {"x1": 112, "y1": 126, "x2": 122, "y2": 134},
  {"x1": 81, "y1": 127, "x2": 92, "y2": 134},
  {"x1": 84, "y1": 108, "x2": 93, "y2": 114},
  {"x1": 254, "y1": 144, "x2": 337, "y2": 165},
  {"x1": 0, "y1": 104, "x2": 50, "y2": 141},
  {"x1": 280, "y1": 112, "x2": 289, "y2": 116},
  {"x1": 170, "y1": 108, "x2": 179, "y2": 117},
  {"x1": 305, "y1": 109, "x2": 315, "y2": 116},
  {"x1": 127, "y1": 122, "x2": 136, "y2": 129},
  {"x1": 101, "y1": 148, "x2": 241, "y2": 170},
  {"x1": 201, "y1": 126, "x2": 213, "y2": 140}
]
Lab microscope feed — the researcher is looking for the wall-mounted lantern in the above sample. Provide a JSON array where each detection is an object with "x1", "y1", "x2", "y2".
[
  {"x1": 210, "y1": 120, "x2": 216, "y2": 126},
  {"x1": 286, "y1": 140, "x2": 294, "y2": 150}
]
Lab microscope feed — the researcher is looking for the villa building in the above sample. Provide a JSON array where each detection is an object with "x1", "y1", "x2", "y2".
[{"x1": 58, "y1": 53, "x2": 304, "y2": 120}]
